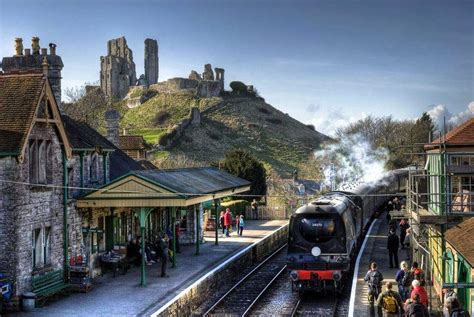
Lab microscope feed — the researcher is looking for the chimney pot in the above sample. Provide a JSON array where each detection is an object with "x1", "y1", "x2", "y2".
[
  {"x1": 31, "y1": 37, "x2": 40, "y2": 55},
  {"x1": 49, "y1": 43, "x2": 57, "y2": 55},
  {"x1": 14, "y1": 38, "x2": 23, "y2": 56},
  {"x1": 24, "y1": 49, "x2": 31, "y2": 56},
  {"x1": 41, "y1": 48, "x2": 48, "y2": 55}
]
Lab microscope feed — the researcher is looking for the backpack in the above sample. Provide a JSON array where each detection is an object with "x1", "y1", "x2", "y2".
[
  {"x1": 382, "y1": 292, "x2": 398, "y2": 313},
  {"x1": 413, "y1": 268, "x2": 425, "y2": 286},
  {"x1": 409, "y1": 303, "x2": 426, "y2": 317},
  {"x1": 368, "y1": 271, "x2": 381, "y2": 294},
  {"x1": 401, "y1": 270, "x2": 413, "y2": 287}
]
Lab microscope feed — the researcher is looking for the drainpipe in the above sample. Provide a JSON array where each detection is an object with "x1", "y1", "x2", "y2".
[
  {"x1": 62, "y1": 150, "x2": 69, "y2": 274},
  {"x1": 102, "y1": 153, "x2": 108, "y2": 184},
  {"x1": 195, "y1": 204, "x2": 200, "y2": 255}
]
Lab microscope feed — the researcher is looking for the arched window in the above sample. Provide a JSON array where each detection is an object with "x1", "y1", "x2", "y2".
[
  {"x1": 38, "y1": 141, "x2": 47, "y2": 184},
  {"x1": 29, "y1": 140, "x2": 38, "y2": 183},
  {"x1": 46, "y1": 141, "x2": 53, "y2": 184}
]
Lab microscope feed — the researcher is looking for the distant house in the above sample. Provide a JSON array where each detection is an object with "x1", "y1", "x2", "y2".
[
  {"x1": 281, "y1": 178, "x2": 321, "y2": 196},
  {"x1": 118, "y1": 132, "x2": 150, "y2": 161}
]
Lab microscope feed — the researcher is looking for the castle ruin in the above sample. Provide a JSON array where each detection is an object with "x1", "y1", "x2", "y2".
[
  {"x1": 1, "y1": 37, "x2": 64, "y2": 107},
  {"x1": 144, "y1": 39, "x2": 158, "y2": 85}
]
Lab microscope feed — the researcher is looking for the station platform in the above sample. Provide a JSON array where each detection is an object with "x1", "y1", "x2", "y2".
[
  {"x1": 13, "y1": 220, "x2": 288, "y2": 317},
  {"x1": 349, "y1": 213, "x2": 442, "y2": 317}
]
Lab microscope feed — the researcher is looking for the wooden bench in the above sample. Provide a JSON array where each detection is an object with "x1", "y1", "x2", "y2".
[{"x1": 32, "y1": 270, "x2": 69, "y2": 305}]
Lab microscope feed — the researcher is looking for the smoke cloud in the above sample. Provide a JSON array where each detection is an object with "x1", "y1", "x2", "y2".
[
  {"x1": 315, "y1": 134, "x2": 389, "y2": 189},
  {"x1": 427, "y1": 101, "x2": 474, "y2": 131}
]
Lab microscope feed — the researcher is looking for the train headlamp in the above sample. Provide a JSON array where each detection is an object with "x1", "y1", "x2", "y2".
[
  {"x1": 311, "y1": 246, "x2": 321, "y2": 257},
  {"x1": 333, "y1": 271, "x2": 342, "y2": 281},
  {"x1": 290, "y1": 270, "x2": 299, "y2": 281}
]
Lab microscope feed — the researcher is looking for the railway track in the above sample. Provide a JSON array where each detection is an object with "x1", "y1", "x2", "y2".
[
  {"x1": 291, "y1": 295, "x2": 339, "y2": 317},
  {"x1": 203, "y1": 244, "x2": 287, "y2": 317}
]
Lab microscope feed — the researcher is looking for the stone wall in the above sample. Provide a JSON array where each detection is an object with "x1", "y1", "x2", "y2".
[
  {"x1": 150, "y1": 78, "x2": 222, "y2": 98},
  {"x1": 0, "y1": 122, "x2": 83, "y2": 297}
]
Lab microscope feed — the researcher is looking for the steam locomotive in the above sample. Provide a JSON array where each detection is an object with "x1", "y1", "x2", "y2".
[{"x1": 287, "y1": 168, "x2": 409, "y2": 293}]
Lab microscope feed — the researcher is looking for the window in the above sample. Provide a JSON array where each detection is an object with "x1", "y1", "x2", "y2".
[
  {"x1": 29, "y1": 140, "x2": 52, "y2": 185},
  {"x1": 89, "y1": 153, "x2": 99, "y2": 182},
  {"x1": 451, "y1": 175, "x2": 474, "y2": 212},
  {"x1": 32, "y1": 226, "x2": 51, "y2": 268}
]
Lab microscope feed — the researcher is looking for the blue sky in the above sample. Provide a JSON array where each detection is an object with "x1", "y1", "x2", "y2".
[{"x1": 1, "y1": 0, "x2": 473, "y2": 135}]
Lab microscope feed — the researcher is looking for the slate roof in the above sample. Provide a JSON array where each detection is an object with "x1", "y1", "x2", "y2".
[
  {"x1": 119, "y1": 135, "x2": 149, "y2": 150},
  {"x1": 62, "y1": 115, "x2": 115, "y2": 150},
  {"x1": 445, "y1": 217, "x2": 474, "y2": 267},
  {"x1": 133, "y1": 167, "x2": 250, "y2": 195},
  {"x1": 61, "y1": 115, "x2": 143, "y2": 180},
  {"x1": 0, "y1": 73, "x2": 45, "y2": 154},
  {"x1": 425, "y1": 118, "x2": 474, "y2": 150}
]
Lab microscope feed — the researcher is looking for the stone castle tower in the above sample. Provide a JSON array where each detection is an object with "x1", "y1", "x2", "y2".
[
  {"x1": 100, "y1": 37, "x2": 159, "y2": 100},
  {"x1": 144, "y1": 39, "x2": 158, "y2": 85},
  {"x1": 1, "y1": 37, "x2": 64, "y2": 107},
  {"x1": 100, "y1": 37, "x2": 137, "y2": 100}
]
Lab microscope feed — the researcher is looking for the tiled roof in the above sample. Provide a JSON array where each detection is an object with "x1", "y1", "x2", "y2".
[
  {"x1": 119, "y1": 135, "x2": 149, "y2": 150},
  {"x1": 61, "y1": 115, "x2": 115, "y2": 150},
  {"x1": 61, "y1": 115, "x2": 143, "y2": 180},
  {"x1": 445, "y1": 217, "x2": 474, "y2": 267},
  {"x1": 0, "y1": 73, "x2": 45, "y2": 154},
  {"x1": 133, "y1": 167, "x2": 250, "y2": 195},
  {"x1": 425, "y1": 118, "x2": 474, "y2": 150}
]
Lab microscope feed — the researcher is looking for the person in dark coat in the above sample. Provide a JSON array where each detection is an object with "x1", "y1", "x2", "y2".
[
  {"x1": 387, "y1": 229, "x2": 399, "y2": 269},
  {"x1": 158, "y1": 234, "x2": 170, "y2": 277}
]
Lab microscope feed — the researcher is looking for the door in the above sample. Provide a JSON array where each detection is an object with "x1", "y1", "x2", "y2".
[{"x1": 105, "y1": 216, "x2": 114, "y2": 251}]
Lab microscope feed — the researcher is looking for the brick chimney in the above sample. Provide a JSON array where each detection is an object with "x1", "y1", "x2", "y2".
[{"x1": 105, "y1": 110, "x2": 120, "y2": 147}]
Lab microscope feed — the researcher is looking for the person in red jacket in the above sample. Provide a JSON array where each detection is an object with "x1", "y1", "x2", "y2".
[
  {"x1": 224, "y1": 208, "x2": 232, "y2": 237},
  {"x1": 410, "y1": 279, "x2": 428, "y2": 307}
]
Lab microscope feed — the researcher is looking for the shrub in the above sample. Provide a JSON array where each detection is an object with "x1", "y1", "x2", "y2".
[
  {"x1": 158, "y1": 129, "x2": 177, "y2": 146},
  {"x1": 152, "y1": 110, "x2": 171, "y2": 127},
  {"x1": 265, "y1": 118, "x2": 283, "y2": 124},
  {"x1": 221, "y1": 200, "x2": 250, "y2": 215},
  {"x1": 229, "y1": 81, "x2": 248, "y2": 94},
  {"x1": 258, "y1": 107, "x2": 271, "y2": 114}
]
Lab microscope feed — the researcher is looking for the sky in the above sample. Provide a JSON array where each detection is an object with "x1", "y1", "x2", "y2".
[{"x1": 1, "y1": 0, "x2": 473, "y2": 135}]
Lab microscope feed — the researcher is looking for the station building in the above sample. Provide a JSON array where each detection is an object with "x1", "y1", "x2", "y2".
[
  {"x1": 0, "y1": 66, "x2": 249, "y2": 308},
  {"x1": 407, "y1": 118, "x2": 474, "y2": 314}
]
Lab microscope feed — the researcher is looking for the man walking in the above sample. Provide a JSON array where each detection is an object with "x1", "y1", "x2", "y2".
[
  {"x1": 251, "y1": 199, "x2": 258, "y2": 220},
  {"x1": 364, "y1": 262, "x2": 384, "y2": 305},
  {"x1": 224, "y1": 208, "x2": 232, "y2": 237},
  {"x1": 387, "y1": 229, "x2": 399, "y2": 268},
  {"x1": 376, "y1": 281, "x2": 404, "y2": 317}
]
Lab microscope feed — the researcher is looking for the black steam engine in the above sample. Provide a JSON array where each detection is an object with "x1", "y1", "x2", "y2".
[{"x1": 287, "y1": 169, "x2": 408, "y2": 293}]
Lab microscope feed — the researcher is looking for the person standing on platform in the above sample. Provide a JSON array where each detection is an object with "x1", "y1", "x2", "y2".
[
  {"x1": 376, "y1": 281, "x2": 404, "y2": 317},
  {"x1": 410, "y1": 279, "x2": 428, "y2": 307},
  {"x1": 411, "y1": 262, "x2": 425, "y2": 286},
  {"x1": 387, "y1": 229, "x2": 400, "y2": 268},
  {"x1": 158, "y1": 233, "x2": 170, "y2": 278},
  {"x1": 224, "y1": 208, "x2": 232, "y2": 237},
  {"x1": 395, "y1": 261, "x2": 412, "y2": 301},
  {"x1": 404, "y1": 293, "x2": 429, "y2": 317},
  {"x1": 386, "y1": 201, "x2": 393, "y2": 224},
  {"x1": 238, "y1": 215, "x2": 245, "y2": 236},
  {"x1": 399, "y1": 219, "x2": 409, "y2": 249},
  {"x1": 442, "y1": 288, "x2": 458, "y2": 317},
  {"x1": 220, "y1": 211, "x2": 225, "y2": 236},
  {"x1": 446, "y1": 298, "x2": 469, "y2": 317},
  {"x1": 251, "y1": 199, "x2": 258, "y2": 220},
  {"x1": 364, "y1": 262, "x2": 384, "y2": 305},
  {"x1": 235, "y1": 215, "x2": 240, "y2": 235}
]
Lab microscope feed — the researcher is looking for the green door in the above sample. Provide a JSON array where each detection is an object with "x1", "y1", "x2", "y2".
[
  {"x1": 105, "y1": 216, "x2": 114, "y2": 251},
  {"x1": 457, "y1": 259, "x2": 471, "y2": 309}
]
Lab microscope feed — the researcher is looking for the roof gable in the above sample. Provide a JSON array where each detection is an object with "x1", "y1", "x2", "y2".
[
  {"x1": 425, "y1": 118, "x2": 474, "y2": 150},
  {"x1": 0, "y1": 73, "x2": 72, "y2": 160},
  {"x1": 445, "y1": 217, "x2": 474, "y2": 267}
]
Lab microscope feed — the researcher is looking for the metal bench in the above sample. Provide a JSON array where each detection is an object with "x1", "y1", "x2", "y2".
[{"x1": 32, "y1": 270, "x2": 69, "y2": 304}]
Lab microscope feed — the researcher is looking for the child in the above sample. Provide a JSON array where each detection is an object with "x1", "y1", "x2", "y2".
[
  {"x1": 235, "y1": 215, "x2": 240, "y2": 236},
  {"x1": 239, "y1": 216, "x2": 245, "y2": 236}
]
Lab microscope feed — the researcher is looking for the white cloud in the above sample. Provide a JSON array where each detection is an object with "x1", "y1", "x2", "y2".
[{"x1": 427, "y1": 101, "x2": 474, "y2": 130}]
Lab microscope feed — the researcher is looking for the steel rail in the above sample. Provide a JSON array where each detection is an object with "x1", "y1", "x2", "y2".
[
  {"x1": 203, "y1": 243, "x2": 287, "y2": 317},
  {"x1": 241, "y1": 264, "x2": 288, "y2": 317}
]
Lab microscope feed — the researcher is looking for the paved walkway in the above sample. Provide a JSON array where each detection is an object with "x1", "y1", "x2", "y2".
[
  {"x1": 13, "y1": 220, "x2": 288, "y2": 317},
  {"x1": 350, "y1": 213, "x2": 441, "y2": 317}
]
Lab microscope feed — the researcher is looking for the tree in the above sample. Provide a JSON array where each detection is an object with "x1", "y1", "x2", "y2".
[
  {"x1": 229, "y1": 81, "x2": 248, "y2": 95},
  {"x1": 221, "y1": 149, "x2": 267, "y2": 199}
]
